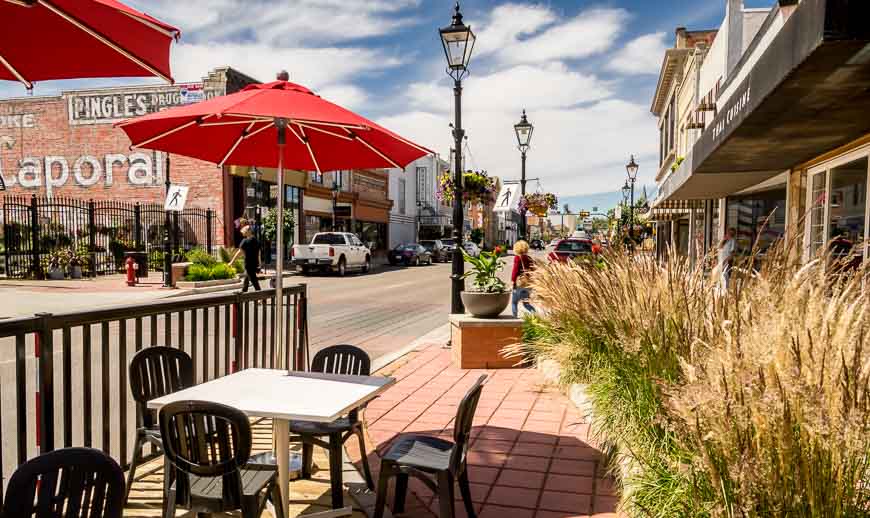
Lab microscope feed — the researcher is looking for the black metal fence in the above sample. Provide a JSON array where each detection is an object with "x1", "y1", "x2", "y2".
[
  {"x1": 0, "y1": 285, "x2": 308, "y2": 505},
  {"x1": 1, "y1": 195, "x2": 214, "y2": 278}
]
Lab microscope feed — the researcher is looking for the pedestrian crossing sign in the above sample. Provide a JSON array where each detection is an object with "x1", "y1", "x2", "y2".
[
  {"x1": 493, "y1": 182, "x2": 520, "y2": 212},
  {"x1": 164, "y1": 184, "x2": 189, "y2": 212}
]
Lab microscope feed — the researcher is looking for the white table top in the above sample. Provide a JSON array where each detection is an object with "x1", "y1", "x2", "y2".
[{"x1": 147, "y1": 368, "x2": 395, "y2": 422}]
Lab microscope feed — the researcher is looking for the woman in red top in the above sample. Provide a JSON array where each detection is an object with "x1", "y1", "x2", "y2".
[{"x1": 511, "y1": 240, "x2": 536, "y2": 317}]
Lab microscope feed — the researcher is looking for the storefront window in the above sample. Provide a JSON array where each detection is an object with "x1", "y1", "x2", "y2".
[
  {"x1": 355, "y1": 221, "x2": 387, "y2": 251},
  {"x1": 828, "y1": 157, "x2": 867, "y2": 257},
  {"x1": 725, "y1": 188, "x2": 786, "y2": 256},
  {"x1": 809, "y1": 171, "x2": 828, "y2": 255}
]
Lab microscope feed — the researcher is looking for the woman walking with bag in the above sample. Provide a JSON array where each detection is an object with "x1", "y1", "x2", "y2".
[{"x1": 511, "y1": 240, "x2": 536, "y2": 317}]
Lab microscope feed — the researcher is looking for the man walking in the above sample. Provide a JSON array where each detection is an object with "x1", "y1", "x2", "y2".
[{"x1": 230, "y1": 225, "x2": 262, "y2": 292}]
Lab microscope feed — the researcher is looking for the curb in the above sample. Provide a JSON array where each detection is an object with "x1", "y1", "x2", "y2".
[{"x1": 371, "y1": 322, "x2": 451, "y2": 373}]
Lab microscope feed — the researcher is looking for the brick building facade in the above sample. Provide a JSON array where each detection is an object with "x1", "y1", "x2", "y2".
[{"x1": 0, "y1": 67, "x2": 259, "y2": 247}]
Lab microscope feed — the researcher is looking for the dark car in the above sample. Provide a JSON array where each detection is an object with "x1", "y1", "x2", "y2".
[
  {"x1": 420, "y1": 239, "x2": 449, "y2": 262},
  {"x1": 389, "y1": 244, "x2": 433, "y2": 266},
  {"x1": 530, "y1": 239, "x2": 545, "y2": 250},
  {"x1": 441, "y1": 238, "x2": 457, "y2": 259},
  {"x1": 548, "y1": 238, "x2": 594, "y2": 262}
]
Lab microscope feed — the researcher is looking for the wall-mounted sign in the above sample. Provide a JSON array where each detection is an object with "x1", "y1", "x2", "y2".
[
  {"x1": 0, "y1": 151, "x2": 164, "y2": 197},
  {"x1": 67, "y1": 83, "x2": 220, "y2": 125},
  {"x1": 164, "y1": 184, "x2": 189, "y2": 212}
]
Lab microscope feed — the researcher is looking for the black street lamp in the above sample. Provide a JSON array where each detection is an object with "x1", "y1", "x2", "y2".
[
  {"x1": 331, "y1": 175, "x2": 340, "y2": 231},
  {"x1": 514, "y1": 109, "x2": 533, "y2": 240},
  {"x1": 625, "y1": 155, "x2": 639, "y2": 233},
  {"x1": 440, "y1": 0, "x2": 475, "y2": 315}
]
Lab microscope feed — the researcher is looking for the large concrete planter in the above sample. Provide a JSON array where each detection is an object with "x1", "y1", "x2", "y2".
[{"x1": 460, "y1": 291, "x2": 510, "y2": 318}]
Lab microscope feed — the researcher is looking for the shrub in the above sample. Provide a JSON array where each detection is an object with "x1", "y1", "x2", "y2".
[
  {"x1": 209, "y1": 263, "x2": 236, "y2": 280},
  {"x1": 508, "y1": 240, "x2": 870, "y2": 517},
  {"x1": 219, "y1": 247, "x2": 244, "y2": 272},
  {"x1": 185, "y1": 247, "x2": 216, "y2": 267},
  {"x1": 184, "y1": 263, "x2": 211, "y2": 281}
]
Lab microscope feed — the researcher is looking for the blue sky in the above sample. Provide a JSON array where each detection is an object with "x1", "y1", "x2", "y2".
[{"x1": 1, "y1": 1, "x2": 772, "y2": 203}]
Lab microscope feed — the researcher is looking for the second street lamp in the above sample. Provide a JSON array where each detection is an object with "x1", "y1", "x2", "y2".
[
  {"x1": 514, "y1": 109, "x2": 533, "y2": 240},
  {"x1": 440, "y1": 0, "x2": 475, "y2": 315},
  {"x1": 625, "y1": 155, "x2": 638, "y2": 235}
]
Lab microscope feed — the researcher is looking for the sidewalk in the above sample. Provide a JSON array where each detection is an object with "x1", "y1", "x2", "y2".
[{"x1": 353, "y1": 327, "x2": 620, "y2": 518}]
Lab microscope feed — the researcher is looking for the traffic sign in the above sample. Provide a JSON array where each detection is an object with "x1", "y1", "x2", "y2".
[
  {"x1": 493, "y1": 182, "x2": 520, "y2": 212},
  {"x1": 164, "y1": 184, "x2": 189, "y2": 212}
]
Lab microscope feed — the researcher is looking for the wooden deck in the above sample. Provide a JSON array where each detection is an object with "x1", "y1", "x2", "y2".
[{"x1": 123, "y1": 420, "x2": 369, "y2": 518}]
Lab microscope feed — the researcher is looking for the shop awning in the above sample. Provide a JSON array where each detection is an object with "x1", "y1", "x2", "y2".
[{"x1": 659, "y1": 0, "x2": 870, "y2": 201}]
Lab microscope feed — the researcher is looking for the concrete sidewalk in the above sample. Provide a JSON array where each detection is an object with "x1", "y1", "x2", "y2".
[{"x1": 353, "y1": 332, "x2": 620, "y2": 518}]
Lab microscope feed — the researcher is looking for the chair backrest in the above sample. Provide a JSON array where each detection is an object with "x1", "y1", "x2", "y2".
[
  {"x1": 311, "y1": 344, "x2": 371, "y2": 376},
  {"x1": 3, "y1": 447, "x2": 124, "y2": 518},
  {"x1": 129, "y1": 346, "x2": 194, "y2": 428},
  {"x1": 450, "y1": 375, "x2": 486, "y2": 472},
  {"x1": 159, "y1": 400, "x2": 252, "y2": 509}
]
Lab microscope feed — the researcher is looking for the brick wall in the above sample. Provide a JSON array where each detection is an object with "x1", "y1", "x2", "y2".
[{"x1": 0, "y1": 68, "x2": 261, "y2": 246}]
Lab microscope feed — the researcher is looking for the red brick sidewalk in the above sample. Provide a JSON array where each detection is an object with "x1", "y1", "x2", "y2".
[{"x1": 351, "y1": 335, "x2": 620, "y2": 518}]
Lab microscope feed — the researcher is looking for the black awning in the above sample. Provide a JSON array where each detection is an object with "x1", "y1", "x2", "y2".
[{"x1": 661, "y1": 0, "x2": 870, "y2": 200}]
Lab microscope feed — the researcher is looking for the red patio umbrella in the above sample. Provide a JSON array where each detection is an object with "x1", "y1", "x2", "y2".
[
  {"x1": 115, "y1": 79, "x2": 431, "y2": 360},
  {"x1": 0, "y1": 0, "x2": 180, "y2": 89},
  {"x1": 117, "y1": 78, "x2": 431, "y2": 517}
]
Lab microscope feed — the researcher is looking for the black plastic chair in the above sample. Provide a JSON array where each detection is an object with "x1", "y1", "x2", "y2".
[
  {"x1": 288, "y1": 344, "x2": 375, "y2": 509},
  {"x1": 374, "y1": 375, "x2": 486, "y2": 518},
  {"x1": 159, "y1": 400, "x2": 285, "y2": 518},
  {"x1": 3, "y1": 447, "x2": 125, "y2": 518},
  {"x1": 126, "y1": 346, "x2": 194, "y2": 503}
]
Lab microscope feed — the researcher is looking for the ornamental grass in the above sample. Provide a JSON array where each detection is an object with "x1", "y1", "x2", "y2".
[{"x1": 508, "y1": 238, "x2": 870, "y2": 517}]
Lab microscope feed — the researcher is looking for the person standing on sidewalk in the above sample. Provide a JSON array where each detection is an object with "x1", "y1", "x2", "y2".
[
  {"x1": 230, "y1": 225, "x2": 262, "y2": 292},
  {"x1": 718, "y1": 227, "x2": 737, "y2": 288},
  {"x1": 511, "y1": 240, "x2": 536, "y2": 317}
]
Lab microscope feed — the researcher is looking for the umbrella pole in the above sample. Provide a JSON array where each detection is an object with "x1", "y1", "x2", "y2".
[{"x1": 275, "y1": 119, "x2": 287, "y2": 372}]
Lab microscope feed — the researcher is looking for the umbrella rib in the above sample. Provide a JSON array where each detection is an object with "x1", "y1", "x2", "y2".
[
  {"x1": 131, "y1": 117, "x2": 206, "y2": 149},
  {"x1": 1, "y1": 0, "x2": 31, "y2": 7},
  {"x1": 200, "y1": 119, "x2": 265, "y2": 127},
  {"x1": 348, "y1": 131, "x2": 402, "y2": 169},
  {"x1": 218, "y1": 121, "x2": 256, "y2": 167},
  {"x1": 244, "y1": 121, "x2": 274, "y2": 140},
  {"x1": 0, "y1": 52, "x2": 31, "y2": 90},
  {"x1": 295, "y1": 123, "x2": 353, "y2": 141},
  {"x1": 37, "y1": 0, "x2": 173, "y2": 84},
  {"x1": 296, "y1": 126, "x2": 322, "y2": 175}
]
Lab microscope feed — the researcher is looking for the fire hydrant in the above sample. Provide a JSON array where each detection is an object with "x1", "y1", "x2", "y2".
[{"x1": 125, "y1": 256, "x2": 139, "y2": 286}]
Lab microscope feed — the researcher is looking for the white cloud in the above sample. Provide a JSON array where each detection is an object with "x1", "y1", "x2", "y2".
[
  {"x1": 608, "y1": 32, "x2": 670, "y2": 75},
  {"x1": 317, "y1": 85, "x2": 368, "y2": 112},
  {"x1": 404, "y1": 63, "x2": 612, "y2": 113},
  {"x1": 475, "y1": 6, "x2": 628, "y2": 66},
  {"x1": 132, "y1": 0, "x2": 421, "y2": 46},
  {"x1": 379, "y1": 98, "x2": 658, "y2": 197},
  {"x1": 171, "y1": 42, "x2": 403, "y2": 90}
]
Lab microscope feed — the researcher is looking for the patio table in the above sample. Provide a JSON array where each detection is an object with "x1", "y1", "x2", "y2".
[{"x1": 148, "y1": 367, "x2": 395, "y2": 518}]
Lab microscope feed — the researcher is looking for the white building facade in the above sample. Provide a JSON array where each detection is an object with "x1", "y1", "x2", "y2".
[{"x1": 387, "y1": 154, "x2": 450, "y2": 249}]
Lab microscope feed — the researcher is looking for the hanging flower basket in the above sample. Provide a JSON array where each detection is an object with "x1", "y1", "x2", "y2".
[
  {"x1": 436, "y1": 170, "x2": 497, "y2": 205},
  {"x1": 519, "y1": 192, "x2": 558, "y2": 217}
]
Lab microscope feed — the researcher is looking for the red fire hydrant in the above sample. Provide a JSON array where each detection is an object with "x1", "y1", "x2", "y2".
[{"x1": 125, "y1": 256, "x2": 139, "y2": 286}]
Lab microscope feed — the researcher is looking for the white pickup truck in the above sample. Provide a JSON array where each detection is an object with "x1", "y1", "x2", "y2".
[{"x1": 290, "y1": 232, "x2": 371, "y2": 276}]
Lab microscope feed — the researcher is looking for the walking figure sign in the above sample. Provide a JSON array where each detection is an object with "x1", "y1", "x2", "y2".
[
  {"x1": 493, "y1": 182, "x2": 520, "y2": 212},
  {"x1": 164, "y1": 184, "x2": 189, "y2": 211}
]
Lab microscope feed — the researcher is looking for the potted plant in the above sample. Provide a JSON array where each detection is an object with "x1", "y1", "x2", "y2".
[
  {"x1": 459, "y1": 250, "x2": 510, "y2": 318},
  {"x1": 43, "y1": 249, "x2": 68, "y2": 280},
  {"x1": 68, "y1": 246, "x2": 89, "y2": 279}
]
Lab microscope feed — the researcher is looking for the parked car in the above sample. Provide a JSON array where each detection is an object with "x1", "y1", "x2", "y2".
[
  {"x1": 548, "y1": 238, "x2": 594, "y2": 262},
  {"x1": 441, "y1": 238, "x2": 457, "y2": 259},
  {"x1": 389, "y1": 243, "x2": 433, "y2": 266},
  {"x1": 420, "y1": 240, "x2": 449, "y2": 262},
  {"x1": 548, "y1": 239, "x2": 560, "y2": 248},
  {"x1": 461, "y1": 242, "x2": 481, "y2": 258},
  {"x1": 530, "y1": 239, "x2": 545, "y2": 250},
  {"x1": 291, "y1": 232, "x2": 371, "y2": 276}
]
